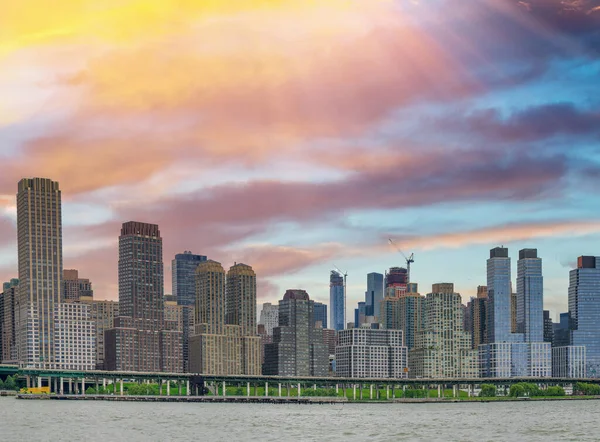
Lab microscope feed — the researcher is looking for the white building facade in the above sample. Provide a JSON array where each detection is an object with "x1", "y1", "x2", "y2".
[
  {"x1": 54, "y1": 302, "x2": 96, "y2": 371},
  {"x1": 336, "y1": 328, "x2": 408, "y2": 378},
  {"x1": 552, "y1": 346, "x2": 586, "y2": 378}
]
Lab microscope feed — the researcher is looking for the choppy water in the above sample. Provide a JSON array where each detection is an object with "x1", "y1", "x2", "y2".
[{"x1": 0, "y1": 397, "x2": 597, "y2": 441}]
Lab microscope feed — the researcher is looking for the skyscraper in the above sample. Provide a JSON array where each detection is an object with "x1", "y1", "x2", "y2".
[
  {"x1": 380, "y1": 292, "x2": 425, "y2": 350},
  {"x1": 366, "y1": 272, "x2": 384, "y2": 319},
  {"x1": 486, "y1": 247, "x2": 512, "y2": 344},
  {"x1": 226, "y1": 263, "x2": 257, "y2": 336},
  {"x1": 16, "y1": 178, "x2": 63, "y2": 369},
  {"x1": 479, "y1": 247, "x2": 550, "y2": 378},
  {"x1": 313, "y1": 302, "x2": 328, "y2": 328},
  {"x1": 409, "y1": 284, "x2": 478, "y2": 378},
  {"x1": 80, "y1": 298, "x2": 119, "y2": 370},
  {"x1": 105, "y1": 222, "x2": 182, "y2": 372},
  {"x1": 568, "y1": 256, "x2": 600, "y2": 377},
  {"x1": 118, "y1": 222, "x2": 164, "y2": 323},
  {"x1": 330, "y1": 271, "x2": 345, "y2": 331},
  {"x1": 0, "y1": 279, "x2": 18, "y2": 363},
  {"x1": 543, "y1": 310, "x2": 554, "y2": 343},
  {"x1": 172, "y1": 251, "x2": 207, "y2": 306},
  {"x1": 189, "y1": 260, "x2": 260, "y2": 375},
  {"x1": 517, "y1": 249, "x2": 543, "y2": 342},
  {"x1": 264, "y1": 290, "x2": 328, "y2": 376}
]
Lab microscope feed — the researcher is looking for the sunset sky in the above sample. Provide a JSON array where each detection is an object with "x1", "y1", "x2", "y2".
[{"x1": 1, "y1": 0, "x2": 599, "y2": 320}]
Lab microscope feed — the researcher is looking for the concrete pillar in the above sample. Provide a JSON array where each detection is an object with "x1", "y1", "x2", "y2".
[
  {"x1": 336, "y1": 384, "x2": 339, "y2": 395},
  {"x1": 26, "y1": 376, "x2": 31, "y2": 389},
  {"x1": 297, "y1": 384, "x2": 301, "y2": 397},
  {"x1": 438, "y1": 385, "x2": 441, "y2": 398},
  {"x1": 178, "y1": 381, "x2": 182, "y2": 396},
  {"x1": 265, "y1": 382, "x2": 269, "y2": 397},
  {"x1": 247, "y1": 382, "x2": 251, "y2": 397},
  {"x1": 60, "y1": 377, "x2": 64, "y2": 395},
  {"x1": 53, "y1": 377, "x2": 58, "y2": 394},
  {"x1": 167, "y1": 381, "x2": 171, "y2": 396},
  {"x1": 223, "y1": 381, "x2": 226, "y2": 397},
  {"x1": 95, "y1": 379, "x2": 99, "y2": 394},
  {"x1": 353, "y1": 384, "x2": 357, "y2": 400},
  {"x1": 187, "y1": 380, "x2": 190, "y2": 396},
  {"x1": 38, "y1": 377, "x2": 42, "y2": 389},
  {"x1": 120, "y1": 379, "x2": 124, "y2": 396},
  {"x1": 103, "y1": 378, "x2": 106, "y2": 389},
  {"x1": 278, "y1": 383, "x2": 282, "y2": 397},
  {"x1": 453, "y1": 385, "x2": 457, "y2": 398},
  {"x1": 370, "y1": 384, "x2": 373, "y2": 400},
  {"x1": 386, "y1": 385, "x2": 390, "y2": 400},
  {"x1": 313, "y1": 384, "x2": 317, "y2": 391},
  {"x1": 82, "y1": 378, "x2": 86, "y2": 395}
]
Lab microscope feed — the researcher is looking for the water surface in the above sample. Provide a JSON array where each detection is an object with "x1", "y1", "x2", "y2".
[{"x1": 0, "y1": 398, "x2": 595, "y2": 441}]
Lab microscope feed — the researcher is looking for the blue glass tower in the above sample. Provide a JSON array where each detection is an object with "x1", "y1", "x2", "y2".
[
  {"x1": 517, "y1": 249, "x2": 543, "y2": 342},
  {"x1": 330, "y1": 271, "x2": 345, "y2": 331},
  {"x1": 487, "y1": 247, "x2": 512, "y2": 343},
  {"x1": 569, "y1": 256, "x2": 600, "y2": 377},
  {"x1": 172, "y1": 251, "x2": 207, "y2": 306},
  {"x1": 366, "y1": 272, "x2": 384, "y2": 319},
  {"x1": 313, "y1": 302, "x2": 328, "y2": 328}
]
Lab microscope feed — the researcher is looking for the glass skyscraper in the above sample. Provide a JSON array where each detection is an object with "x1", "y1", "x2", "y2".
[
  {"x1": 172, "y1": 251, "x2": 207, "y2": 306},
  {"x1": 330, "y1": 271, "x2": 345, "y2": 331},
  {"x1": 313, "y1": 302, "x2": 328, "y2": 328},
  {"x1": 487, "y1": 247, "x2": 513, "y2": 343},
  {"x1": 569, "y1": 256, "x2": 600, "y2": 377},
  {"x1": 366, "y1": 273, "x2": 384, "y2": 319},
  {"x1": 517, "y1": 249, "x2": 544, "y2": 343}
]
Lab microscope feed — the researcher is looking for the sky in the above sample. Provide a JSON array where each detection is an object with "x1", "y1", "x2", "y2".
[{"x1": 1, "y1": 0, "x2": 599, "y2": 322}]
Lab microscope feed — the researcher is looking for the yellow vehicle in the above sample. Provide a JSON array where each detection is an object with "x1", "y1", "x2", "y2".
[{"x1": 21, "y1": 386, "x2": 50, "y2": 394}]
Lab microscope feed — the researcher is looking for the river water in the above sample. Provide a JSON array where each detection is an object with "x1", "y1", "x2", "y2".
[{"x1": 0, "y1": 397, "x2": 596, "y2": 441}]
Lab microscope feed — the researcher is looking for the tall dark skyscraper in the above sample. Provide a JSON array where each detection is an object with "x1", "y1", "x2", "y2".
[
  {"x1": 264, "y1": 290, "x2": 328, "y2": 376},
  {"x1": 313, "y1": 302, "x2": 327, "y2": 328},
  {"x1": 119, "y1": 222, "x2": 164, "y2": 323},
  {"x1": 517, "y1": 249, "x2": 543, "y2": 342},
  {"x1": 568, "y1": 256, "x2": 600, "y2": 377},
  {"x1": 106, "y1": 222, "x2": 182, "y2": 372},
  {"x1": 329, "y1": 271, "x2": 345, "y2": 331},
  {"x1": 366, "y1": 272, "x2": 384, "y2": 319},
  {"x1": 16, "y1": 178, "x2": 63, "y2": 369},
  {"x1": 172, "y1": 251, "x2": 207, "y2": 306}
]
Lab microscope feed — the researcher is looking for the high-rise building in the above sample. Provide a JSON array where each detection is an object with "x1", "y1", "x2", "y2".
[
  {"x1": 568, "y1": 256, "x2": 600, "y2": 377},
  {"x1": 105, "y1": 222, "x2": 182, "y2": 373},
  {"x1": 172, "y1": 251, "x2": 207, "y2": 307},
  {"x1": 0, "y1": 279, "x2": 19, "y2": 363},
  {"x1": 486, "y1": 247, "x2": 512, "y2": 344},
  {"x1": 354, "y1": 302, "x2": 366, "y2": 328},
  {"x1": 189, "y1": 261, "x2": 260, "y2": 375},
  {"x1": 381, "y1": 292, "x2": 425, "y2": 350},
  {"x1": 553, "y1": 312, "x2": 570, "y2": 347},
  {"x1": 366, "y1": 273, "x2": 384, "y2": 319},
  {"x1": 517, "y1": 249, "x2": 543, "y2": 342},
  {"x1": 54, "y1": 302, "x2": 96, "y2": 371},
  {"x1": 80, "y1": 299, "x2": 119, "y2": 370},
  {"x1": 543, "y1": 310, "x2": 554, "y2": 343},
  {"x1": 15, "y1": 178, "x2": 63, "y2": 369},
  {"x1": 511, "y1": 292, "x2": 518, "y2": 333},
  {"x1": 63, "y1": 269, "x2": 93, "y2": 302},
  {"x1": 336, "y1": 328, "x2": 408, "y2": 378},
  {"x1": 469, "y1": 286, "x2": 487, "y2": 349},
  {"x1": 479, "y1": 247, "x2": 550, "y2": 378},
  {"x1": 259, "y1": 303, "x2": 279, "y2": 336},
  {"x1": 264, "y1": 290, "x2": 328, "y2": 376},
  {"x1": 313, "y1": 302, "x2": 328, "y2": 329},
  {"x1": 330, "y1": 271, "x2": 345, "y2": 331},
  {"x1": 409, "y1": 284, "x2": 478, "y2": 378}
]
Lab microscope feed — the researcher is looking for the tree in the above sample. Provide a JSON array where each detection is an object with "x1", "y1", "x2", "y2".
[
  {"x1": 0, "y1": 378, "x2": 4, "y2": 390},
  {"x1": 509, "y1": 384, "x2": 525, "y2": 397},
  {"x1": 4, "y1": 375, "x2": 17, "y2": 391},
  {"x1": 480, "y1": 384, "x2": 497, "y2": 398},
  {"x1": 545, "y1": 386, "x2": 565, "y2": 397}
]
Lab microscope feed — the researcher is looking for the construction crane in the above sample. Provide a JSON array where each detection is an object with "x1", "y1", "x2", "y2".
[
  {"x1": 388, "y1": 238, "x2": 415, "y2": 284},
  {"x1": 332, "y1": 265, "x2": 348, "y2": 329}
]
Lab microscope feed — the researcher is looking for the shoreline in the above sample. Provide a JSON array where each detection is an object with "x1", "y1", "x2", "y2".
[{"x1": 13, "y1": 394, "x2": 600, "y2": 404}]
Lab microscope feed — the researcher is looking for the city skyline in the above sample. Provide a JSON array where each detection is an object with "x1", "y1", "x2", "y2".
[{"x1": 1, "y1": 2, "x2": 600, "y2": 320}]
